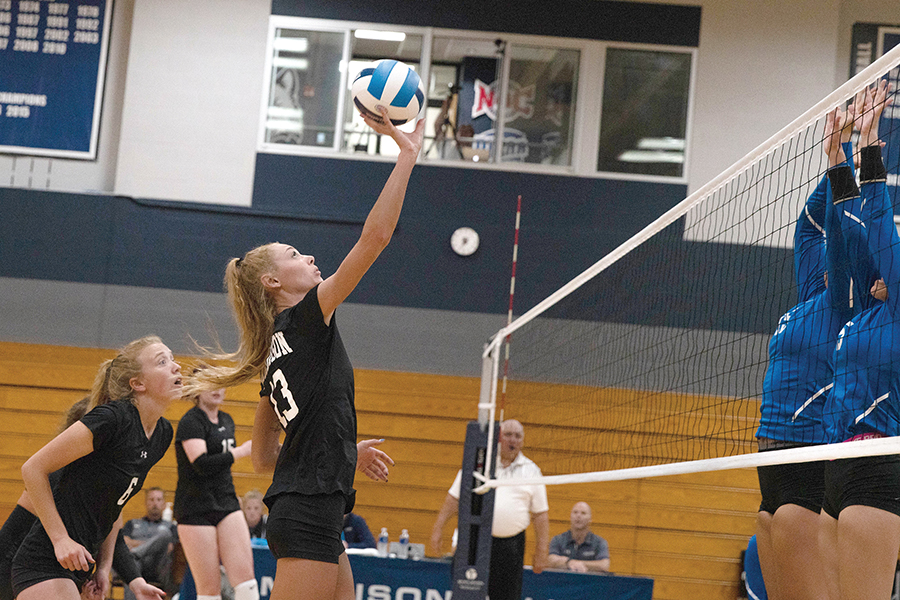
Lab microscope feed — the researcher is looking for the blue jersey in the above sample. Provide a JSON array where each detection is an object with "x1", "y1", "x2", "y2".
[
  {"x1": 758, "y1": 164, "x2": 853, "y2": 443},
  {"x1": 826, "y1": 147, "x2": 900, "y2": 441}
]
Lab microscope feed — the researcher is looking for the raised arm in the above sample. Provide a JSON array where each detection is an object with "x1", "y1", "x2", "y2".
[
  {"x1": 822, "y1": 156, "x2": 853, "y2": 323},
  {"x1": 825, "y1": 103, "x2": 883, "y2": 319},
  {"x1": 794, "y1": 174, "x2": 829, "y2": 302},
  {"x1": 796, "y1": 95, "x2": 855, "y2": 304},
  {"x1": 828, "y1": 92, "x2": 881, "y2": 314},
  {"x1": 858, "y1": 81, "x2": 898, "y2": 314},
  {"x1": 317, "y1": 113, "x2": 425, "y2": 320}
]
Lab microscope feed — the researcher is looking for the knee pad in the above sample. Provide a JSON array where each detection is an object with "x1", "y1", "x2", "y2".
[{"x1": 234, "y1": 578, "x2": 260, "y2": 600}]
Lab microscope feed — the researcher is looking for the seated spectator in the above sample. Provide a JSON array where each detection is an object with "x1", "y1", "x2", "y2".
[
  {"x1": 342, "y1": 512, "x2": 376, "y2": 549},
  {"x1": 121, "y1": 487, "x2": 179, "y2": 598},
  {"x1": 242, "y1": 489, "x2": 267, "y2": 540},
  {"x1": 548, "y1": 502, "x2": 610, "y2": 572}
]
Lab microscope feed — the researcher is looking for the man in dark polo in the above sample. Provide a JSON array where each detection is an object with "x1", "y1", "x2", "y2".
[{"x1": 548, "y1": 501, "x2": 610, "y2": 572}]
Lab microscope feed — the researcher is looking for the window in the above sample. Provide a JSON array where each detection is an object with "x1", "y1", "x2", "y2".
[
  {"x1": 424, "y1": 34, "x2": 500, "y2": 163},
  {"x1": 264, "y1": 28, "x2": 345, "y2": 148},
  {"x1": 260, "y1": 17, "x2": 694, "y2": 182},
  {"x1": 342, "y1": 29, "x2": 424, "y2": 156},
  {"x1": 421, "y1": 37, "x2": 578, "y2": 166},
  {"x1": 502, "y1": 45, "x2": 579, "y2": 165},
  {"x1": 263, "y1": 24, "x2": 426, "y2": 154},
  {"x1": 597, "y1": 48, "x2": 692, "y2": 178}
]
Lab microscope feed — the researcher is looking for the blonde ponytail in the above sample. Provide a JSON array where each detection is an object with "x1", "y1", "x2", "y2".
[{"x1": 188, "y1": 244, "x2": 280, "y2": 394}]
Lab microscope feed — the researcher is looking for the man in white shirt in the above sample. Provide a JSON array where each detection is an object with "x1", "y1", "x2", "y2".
[{"x1": 430, "y1": 420, "x2": 550, "y2": 600}]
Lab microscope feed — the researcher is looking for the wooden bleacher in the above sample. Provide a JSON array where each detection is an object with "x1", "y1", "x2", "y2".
[{"x1": 0, "y1": 341, "x2": 760, "y2": 600}]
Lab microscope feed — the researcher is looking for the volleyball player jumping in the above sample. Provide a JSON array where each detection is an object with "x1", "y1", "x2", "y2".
[
  {"x1": 821, "y1": 80, "x2": 898, "y2": 600},
  {"x1": 754, "y1": 96, "x2": 857, "y2": 600},
  {"x1": 189, "y1": 108, "x2": 423, "y2": 600}
]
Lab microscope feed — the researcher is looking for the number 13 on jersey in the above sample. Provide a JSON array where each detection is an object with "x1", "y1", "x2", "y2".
[{"x1": 270, "y1": 369, "x2": 299, "y2": 427}]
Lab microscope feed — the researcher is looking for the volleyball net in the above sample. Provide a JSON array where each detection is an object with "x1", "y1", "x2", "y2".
[{"x1": 475, "y1": 44, "x2": 900, "y2": 490}]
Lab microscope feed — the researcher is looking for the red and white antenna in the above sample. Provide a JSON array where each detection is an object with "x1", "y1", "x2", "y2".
[{"x1": 499, "y1": 195, "x2": 522, "y2": 414}]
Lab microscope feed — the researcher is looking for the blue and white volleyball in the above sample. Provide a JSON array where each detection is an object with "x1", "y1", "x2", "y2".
[{"x1": 351, "y1": 60, "x2": 425, "y2": 126}]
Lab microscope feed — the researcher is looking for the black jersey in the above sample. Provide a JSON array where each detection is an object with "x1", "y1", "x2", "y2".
[
  {"x1": 0, "y1": 505, "x2": 35, "y2": 600},
  {"x1": 0, "y1": 470, "x2": 65, "y2": 600},
  {"x1": 17, "y1": 400, "x2": 172, "y2": 562},
  {"x1": 259, "y1": 285, "x2": 357, "y2": 507},
  {"x1": 173, "y1": 405, "x2": 240, "y2": 519}
]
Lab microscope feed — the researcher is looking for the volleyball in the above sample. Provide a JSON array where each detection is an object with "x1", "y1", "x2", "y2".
[{"x1": 351, "y1": 59, "x2": 425, "y2": 126}]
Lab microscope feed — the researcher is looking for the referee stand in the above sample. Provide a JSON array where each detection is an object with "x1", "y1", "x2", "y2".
[{"x1": 450, "y1": 420, "x2": 499, "y2": 600}]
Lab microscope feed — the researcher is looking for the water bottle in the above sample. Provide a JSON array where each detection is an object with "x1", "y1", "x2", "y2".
[
  {"x1": 398, "y1": 529, "x2": 410, "y2": 559},
  {"x1": 162, "y1": 502, "x2": 173, "y2": 522},
  {"x1": 377, "y1": 527, "x2": 389, "y2": 557}
]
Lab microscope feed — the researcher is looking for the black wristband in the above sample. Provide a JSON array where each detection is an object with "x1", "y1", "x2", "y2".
[
  {"x1": 860, "y1": 145, "x2": 887, "y2": 184},
  {"x1": 112, "y1": 530, "x2": 141, "y2": 584},
  {"x1": 827, "y1": 165, "x2": 860, "y2": 205},
  {"x1": 192, "y1": 450, "x2": 235, "y2": 474}
]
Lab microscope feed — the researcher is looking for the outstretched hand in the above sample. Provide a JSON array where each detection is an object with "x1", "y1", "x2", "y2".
[
  {"x1": 356, "y1": 438, "x2": 394, "y2": 482},
  {"x1": 361, "y1": 108, "x2": 425, "y2": 158},
  {"x1": 824, "y1": 106, "x2": 847, "y2": 167},
  {"x1": 232, "y1": 439, "x2": 253, "y2": 461},
  {"x1": 859, "y1": 79, "x2": 894, "y2": 148},
  {"x1": 841, "y1": 89, "x2": 864, "y2": 144}
]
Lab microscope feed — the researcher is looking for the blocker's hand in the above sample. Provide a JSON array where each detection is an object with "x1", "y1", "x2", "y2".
[
  {"x1": 357, "y1": 438, "x2": 394, "y2": 482},
  {"x1": 859, "y1": 79, "x2": 893, "y2": 148},
  {"x1": 823, "y1": 107, "x2": 847, "y2": 167}
]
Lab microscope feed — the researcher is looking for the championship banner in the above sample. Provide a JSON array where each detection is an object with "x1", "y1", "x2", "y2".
[
  {"x1": 850, "y1": 23, "x2": 900, "y2": 215},
  {"x1": 0, "y1": 0, "x2": 113, "y2": 159}
]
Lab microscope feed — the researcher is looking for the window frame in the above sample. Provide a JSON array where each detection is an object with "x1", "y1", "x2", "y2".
[
  {"x1": 257, "y1": 16, "x2": 696, "y2": 185},
  {"x1": 590, "y1": 41, "x2": 698, "y2": 184}
]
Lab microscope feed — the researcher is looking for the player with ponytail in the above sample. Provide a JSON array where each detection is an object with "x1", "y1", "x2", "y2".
[
  {"x1": 191, "y1": 108, "x2": 423, "y2": 600},
  {"x1": 11, "y1": 335, "x2": 180, "y2": 600}
]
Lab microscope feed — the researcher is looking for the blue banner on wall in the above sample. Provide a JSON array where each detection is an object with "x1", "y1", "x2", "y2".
[
  {"x1": 0, "y1": 0, "x2": 113, "y2": 159},
  {"x1": 180, "y1": 545, "x2": 654, "y2": 600}
]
